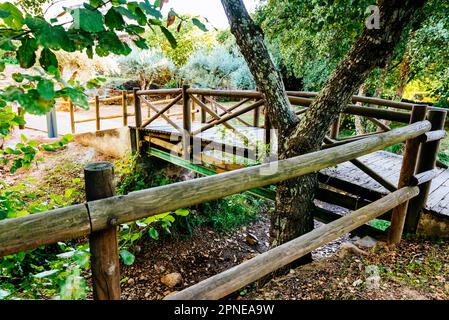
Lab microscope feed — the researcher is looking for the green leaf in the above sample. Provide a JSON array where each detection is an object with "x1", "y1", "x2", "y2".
[
  {"x1": 39, "y1": 48, "x2": 59, "y2": 73},
  {"x1": 71, "y1": 8, "x2": 105, "y2": 33},
  {"x1": 111, "y1": 0, "x2": 126, "y2": 5},
  {"x1": 96, "y1": 31, "x2": 131, "y2": 56},
  {"x1": 16, "y1": 38, "x2": 38, "y2": 68},
  {"x1": 174, "y1": 208, "x2": 189, "y2": 217},
  {"x1": 192, "y1": 18, "x2": 208, "y2": 32},
  {"x1": 12, "y1": 73, "x2": 23, "y2": 82},
  {"x1": 159, "y1": 26, "x2": 177, "y2": 49},
  {"x1": 89, "y1": 0, "x2": 104, "y2": 8},
  {"x1": 0, "y1": 9, "x2": 10, "y2": 18},
  {"x1": 142, "y1": 2, "x2": 162, "y2": 19},
  {"x1": 148, "y1": 227, "x2": 159, "y2": 240},
  {"x1": 133, "y1": 37, "x2": 148, "y2": 49},
  {"x1": 0, "y1": 2, "x2": 24, "y2": 30},
  {"x1": 127, "y1": 3, "x2": 147, "y2": 26},
  {"x1": 0, "y1": 62, "x2": 4, "y2": 72},
  {"x1": 163, "y1": 215, "x2": 175, "y2": 223},
  {"x1": 119, "y1": 249, "x2": 135, "y2": 266},
  {"x1": 37, "y1": 79, "x2": 55, "y2": 100},
  {"x1": 105, "y1": 7, "x2": 125, "y2": 30},
  {"x1": 0, "y1": 39, "x2": 16, "y2": 51}
]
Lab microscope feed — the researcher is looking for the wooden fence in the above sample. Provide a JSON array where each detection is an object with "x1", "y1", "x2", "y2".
[{"x1": 1, "y1": 99, "x2": 446, "y2": 299}]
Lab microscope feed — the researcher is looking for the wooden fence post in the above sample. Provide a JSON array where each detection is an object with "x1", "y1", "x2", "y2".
[
  {"x1": 330, "y1": 114, "x2": 341, "y2": 139},
  {"x1": 182, "y1": 85, "x2": 191, "y2": 160},
  {"x1": 122, "y1": 91, "x2": 128, "y2": 127},
  {"x1": 404, "y1": 109, "x2": 447, "y2": 234},
  {"x1": 191, "y1": 95, "x2": 196, "y2": 122},
  {"x1": 69, "y1": 102, "x2": 75, "y2": 134},
  {"x1": 133, "y1": 88, "x2": 142, "y2": 154},
  {"x1": 95, "y1": 95, "x2": 100, "y2": 131},
  {"x1": 200, "y1": 95, "x2": 207, "y2": 123},
  {"x1": 133, "y1": 88, "x2": 142, "y2": 127},
  {"x1": 388, "y1": 106, "x2": 427, "y2": 244},
  {"x1": 85, "y1": 162, "x2": 120, "y2": 300},
  {"x1": 18, "y1": 107, "x2": 25, "y2": 130},
  {"x1": 253, "y1": 104, "x2": 260, "y2": 127}
]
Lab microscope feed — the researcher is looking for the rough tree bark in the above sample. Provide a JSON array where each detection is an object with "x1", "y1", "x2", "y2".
[
  {"x1": 355, "y1": 83, "x2": 367, "y2": 135},
  {"x1": 221, "y1": 0, "x2": 427, "y2": 259}
]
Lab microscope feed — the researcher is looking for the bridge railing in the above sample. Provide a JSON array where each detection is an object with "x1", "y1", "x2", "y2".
[{"x1": 1, "y1": 109, "x2": 446, "y2": 300}]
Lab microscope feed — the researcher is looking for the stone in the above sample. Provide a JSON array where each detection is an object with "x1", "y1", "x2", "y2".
[
  {"x1": 245, "y1": 233, "x2": 259, "y2": 246},
  {"x1": 164, "y1": 291, "x2": 179, "y2": 298},
  {"x1": 352, "y1": 279, "x2": 363, "y2": 287},
  {"x1": 365, "y1": 265, "x2": 381, "y2": 290},
  {"x1": 127, "y1": 278, "x2": 135, "y2": 286},
  {"x1": 355, "y1": 236, "x2": 378, "y2": 248},
  {"x1": 161, "y1": 272, "x2": 183, "y2": 288},
  {"x1": 337, "y1": 242, "x2": 368, "y2": 258},
  {"x1": 154, "y1": 264, "x2": 166, "y2": 273}
]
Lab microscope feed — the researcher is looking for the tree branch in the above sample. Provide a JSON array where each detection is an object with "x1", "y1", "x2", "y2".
[
  {"x1": 287, "y1": 0, "x2": 427, "y2": 155},
  {"x1": 220, "y1": 0, "x2": 298, "y2": 133}
]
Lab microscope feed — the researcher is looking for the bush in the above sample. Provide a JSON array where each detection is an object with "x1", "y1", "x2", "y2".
[
  {"x1": 117, "y1": 48, "x2": 176, "y2": 89},
  {"x1": 180, "y1": 45, "x2": 255, "y2": 90}
]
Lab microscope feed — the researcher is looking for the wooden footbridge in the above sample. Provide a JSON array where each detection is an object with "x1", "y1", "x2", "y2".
[
  {"x1": 130, "y1": 87, "x2": 449, "y2": 222},
  {"x1": 1, "y1": 86, "x2": 448, "y2": 301}
]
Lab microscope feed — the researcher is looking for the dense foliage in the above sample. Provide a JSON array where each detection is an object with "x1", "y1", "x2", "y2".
[{"x1": 255, "y1": 0, "x2": 449, "y2": 104}]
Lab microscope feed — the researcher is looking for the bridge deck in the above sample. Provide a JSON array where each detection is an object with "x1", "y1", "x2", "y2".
[{"x1": 144, "y1": 122, "x2": 449, "y2": 218}]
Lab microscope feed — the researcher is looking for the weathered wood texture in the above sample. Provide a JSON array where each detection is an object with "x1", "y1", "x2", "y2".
[
  {"x1": 122, "y1": 91, "x2": 128, "y2": 127},
  {"x1": 0, "y1": 204, "x2": 91, "y2": 257},
  {"x1": 69, "y1": 102, "x2": 75, "y2": 134},
  {"x1": 405, "y1": 110, "x2": 447, "y2": 233},
  {"x1": 133, "y1": 88, "x2": 142, "y2": 128},
  {"x1": 167, "y1": 186, "x2": 419, "y2": 300},
  {"x1": 87, "y1": 121, "x2": 429, "y2": 232},
  {"x1": 95, "y1": 96, "x2": 100, "y2": 131},
  {"x1": 140, "y1": 94, "x2": 182, "y2": 128},
  {"x1": 146, "y1": 120, "x2": 449, "y2": 219},
  {"x1": 388, "y1": 106, "x2": 427, "y2": 244},
  {"x1": 85, "y1": 162, "x2": 120, "y2": 300}
]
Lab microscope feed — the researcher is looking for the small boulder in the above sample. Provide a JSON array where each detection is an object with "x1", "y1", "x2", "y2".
[
  {"x1": 355, "y1": 236, "x2": 378, "y2": 248},
  {"x1": 245, "y1": 233, "x2": 259, "y2": 246},
  {"x1": 161, "y1": 272, "x2": 183, "y2": 288},
  {"x1": 337, "y1": 242, "x2": 368, "y2": 258}
]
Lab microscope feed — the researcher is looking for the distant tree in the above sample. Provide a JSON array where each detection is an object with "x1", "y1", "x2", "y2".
[{"x1": 144, "y1": 14, "x2": 214, "y2": 66}]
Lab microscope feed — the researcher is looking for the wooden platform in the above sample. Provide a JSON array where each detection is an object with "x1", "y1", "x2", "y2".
[{"x1": 144, "y1": 121, "x2": 449, "y2": 218}]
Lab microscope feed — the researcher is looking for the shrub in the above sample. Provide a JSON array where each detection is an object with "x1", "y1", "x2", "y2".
[
  {"x1": 180, "y1": 45, "x2": 255, "y2": 90},
  {"x1": 117, "y1": 48, "x2": 176, "y2": 89}
]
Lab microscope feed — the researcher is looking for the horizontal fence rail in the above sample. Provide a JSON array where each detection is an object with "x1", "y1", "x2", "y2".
[
  {"x1": 167, "y1": 186, "x2": 419, "y2": 300},
  {"x1": 0, "y1": 121, "x2": 431, "y2": 257}
]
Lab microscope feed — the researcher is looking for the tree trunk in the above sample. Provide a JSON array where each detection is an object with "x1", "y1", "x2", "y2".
[
  {"x1": 396, "y1": 56, "x2": 411, "y2": 99},
  {"x1": 355, "y1": 84, "x2": 367, "y2": 135},
  {"x1": 221, "y1": 0, "x2": 427, "y2": 260}
]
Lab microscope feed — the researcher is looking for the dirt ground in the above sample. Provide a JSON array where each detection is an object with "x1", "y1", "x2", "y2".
[
  {"x1": 2, "y1": 129, "x2": 449, "y2": 301},
  {"x1": 244, "y1": 238, "x2": 449, "y2": 300}
]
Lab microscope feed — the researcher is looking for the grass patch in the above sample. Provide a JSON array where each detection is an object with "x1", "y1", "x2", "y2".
[{"x1": 198, "y1": 194, "x2": 261, "y2": 232}]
